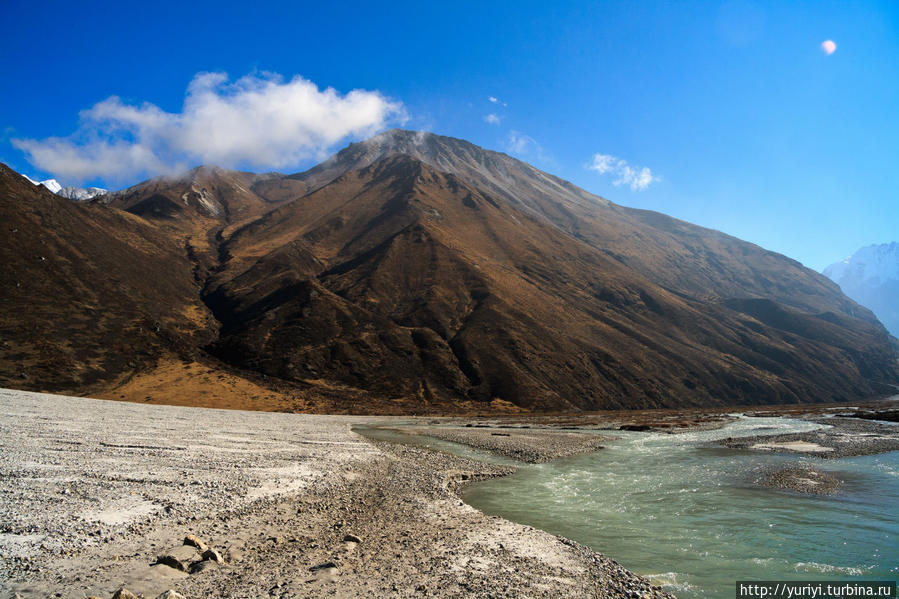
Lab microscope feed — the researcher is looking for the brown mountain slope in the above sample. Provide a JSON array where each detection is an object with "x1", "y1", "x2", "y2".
[
  {"x1": 288, "y1": 130, "x2": 868, "y2": 319},
  {"x1": 0, "y1": 164, "x2": 215, "y2": 391},
  {"x1": 98, "y1": 166, "x2": 297, "y2": 277},
  {"x1": 204, "y1": 151, "x2": 899, "y2": 409}
]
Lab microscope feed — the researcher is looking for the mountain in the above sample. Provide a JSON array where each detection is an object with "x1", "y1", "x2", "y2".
[
  {"x1": 22, "y1": 172, "x2": 107, "y2": 200},
  {"x1": 824, "y1": 243, "x2": 899, "y2": 338},
  {"x1": 57, "y1": 185, "x2": 107, "y2": 201},
  {"x1": 2, "y1": 130, "x2": 897, "y2": 412},
  {"x1": 23, "y1": 175, "x2": 62, "y2": 194},
  {"x1": 0, "y1": 164, "x2": 213, "y2": 392}
]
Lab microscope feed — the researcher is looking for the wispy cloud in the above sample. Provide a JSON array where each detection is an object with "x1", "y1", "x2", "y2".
[
  {"x1": 488, "y1": 96, "x2": 508, "y2": 106},
  {"x1": 483, "y1": 113, "x2": 501, "y2": 125},
  {"x1": 504, "y1": 130, "x2": 548, "y2": 163},
  {"x1": 586, "y1": 153, "x2": 658, "y2": 191},
  {"x1": 13, "y1": 71, "x2": 407, "y2": 182}
]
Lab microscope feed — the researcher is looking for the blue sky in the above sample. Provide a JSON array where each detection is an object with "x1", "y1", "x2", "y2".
[{"x1": 1, "y1": 0, "x2": 896, "y2": 271}]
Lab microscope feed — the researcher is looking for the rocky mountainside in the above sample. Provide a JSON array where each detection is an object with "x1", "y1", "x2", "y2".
[
  {"x1": 2, "y1": 130, "x2": 897, "y2": 412},
  {"x1": 0, "y1": 166, "x2": 211, "y2": 391},
  {"x1": 824, "y1": 243, "x2": 899, "y2": 338}
]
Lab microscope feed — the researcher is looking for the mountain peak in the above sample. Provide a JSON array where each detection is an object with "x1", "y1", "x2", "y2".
[
  {"x1": 17, "y1": 170, "x2": 106, "y2": 201},
  {"x1": 824, "y1": 242, "x2": 899, "y2": 337},
  {"x1": 288, "y1": 129, "x2": 607, "y2": 228},
  {"x1": 824, "y1": 242, "x2": 899, "y2": 285}
]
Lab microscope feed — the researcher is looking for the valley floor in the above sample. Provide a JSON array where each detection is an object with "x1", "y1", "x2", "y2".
[{"x1": 0, "y1": 389, "x2": 670, "y2": 599}]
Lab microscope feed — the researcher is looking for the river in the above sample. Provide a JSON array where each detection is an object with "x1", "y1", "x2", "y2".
[{"x1": 462, "y1": 416, "x2": 899, "y2": 597}]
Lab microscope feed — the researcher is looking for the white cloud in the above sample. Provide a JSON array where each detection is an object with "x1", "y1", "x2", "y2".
[
  {"x1": 504, "y1": 130, "x2": 548, "y2": 163},
  {"x1": 586, "y1": 153, "x2": 658, "y2": 191},
  {"x1": 483, "y1": 113, "x2": 501, "y2": 125},
  {"x1": 13, "y1": 71, "x2": 406, "y2": 182},
  {"x1": 488, "y1": 96, "x2": 508, "y2": 106}
]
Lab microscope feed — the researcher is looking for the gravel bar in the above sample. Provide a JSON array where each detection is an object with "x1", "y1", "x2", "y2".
[
  {"x1": 719, "y1": 416, "x2": 899, "y2": 458},
  {"x1": 403, "y1": 426, "x2": 612, "y2": 463}
]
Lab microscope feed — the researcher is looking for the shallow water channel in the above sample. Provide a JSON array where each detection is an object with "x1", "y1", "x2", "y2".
[{"x1": 357, "y1": 417, "x2": 899, "y2": 598}]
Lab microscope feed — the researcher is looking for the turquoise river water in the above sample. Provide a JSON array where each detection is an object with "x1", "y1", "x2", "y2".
[
  {"x1": 359, "y1": 417, "x2": 899, "y2": 598},
  {"x1": 462, "y1": 416, "x2": 899, "y2": 598}
]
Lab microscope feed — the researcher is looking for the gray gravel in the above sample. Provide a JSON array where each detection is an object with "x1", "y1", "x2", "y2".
[
  {"x1": 719, "y1": 416, "x2": 899, "y2": 458},
  {"x1": 0, "y1": 389, "x2": 673, "y2": 599},
  {"x1": 404, "y1": 426, "x2": 612, "y2": 463},
  {"x1": 755, "y1": 465, "x2": 843, "y2": 495}
]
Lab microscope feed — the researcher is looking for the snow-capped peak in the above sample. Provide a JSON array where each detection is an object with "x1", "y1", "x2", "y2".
[
  {"x1": 824, "y1": 242, "x2": 899, "y2": 286},
  {"x1": 23, "y1": 174, "x2": 107, "y2": 201},
  {"x1": 57, "y1": 185, "x2": 108, "y2": 201},
  {"x1": 23, "y1": 174, "x2": 62, "y2": 193},
  {"x1": 38, "y1": 178, "x2": 62, "y2": 194},
  {"x1": 823, "y1": 242, "x2": 899, "y2": 337}
]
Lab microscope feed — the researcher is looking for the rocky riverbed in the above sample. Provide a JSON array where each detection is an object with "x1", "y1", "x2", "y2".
[
  {"x1": 401, "y1": 426, "x2": 613, "y2": 463},
  {"x1": 0, "y1": 389, "x2": 672, "y2": 599}
]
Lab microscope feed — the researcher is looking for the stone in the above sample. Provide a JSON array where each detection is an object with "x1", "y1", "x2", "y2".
[
  {"x1": 164, "y1": 545, "x2": 201, "y2": 562},
  {"x1": 310, "y1": 561, "x2": 339, "y2": 572},
  {"x1": 112, "y1": 590, "x2": 140, "y2": 599},
  {"x1": 153, "y1": 554, "x2": 188, "y2": 572},
  {"x1": 183, "y1": 534, "x2": 208, "y2": 552},
  {"x1": 155, "y1": 591, "x2": 187, "y2": 599},
  {"x1": 343, "y1": 533, "x2": 362, "y2": 544}
]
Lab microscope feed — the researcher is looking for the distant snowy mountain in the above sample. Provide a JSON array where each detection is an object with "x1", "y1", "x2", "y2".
[
  {"x1": 23, "y1": 175, "x2": 62, "y2": 193},
  {"x1": 824, "y1": 242, "x2": 899, "y2": 337},
  {"x1": 57, "y1": 185, "x2": 108, "y2": 201},
  {"x1": 22, "y1": 173, "x2": 106, "y2": 201}
]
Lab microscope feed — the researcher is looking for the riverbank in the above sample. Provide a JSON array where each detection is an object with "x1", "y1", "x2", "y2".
[{"x1": 0, "y1": 389, "x2": 672, "y2": 599}]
